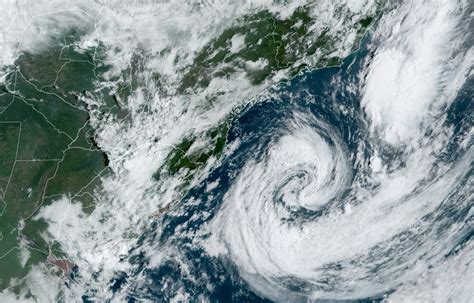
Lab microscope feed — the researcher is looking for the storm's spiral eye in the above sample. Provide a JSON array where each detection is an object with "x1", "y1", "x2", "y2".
[
  {"x1": 268, "y1": 126, "x2": 351, "y2": 215},
  {"x1": 248, "y1": 118, "x2": 350, "y2": 216}
]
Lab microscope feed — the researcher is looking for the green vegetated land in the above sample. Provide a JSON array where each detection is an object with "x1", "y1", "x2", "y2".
[
  {"x1": 180, "y1": 6, "x2": 377, "y2": 92},
  {"x1": 0, "y1": 38, "x2": 114, "y2": 291},
  {"x1": 152, "y1": 121, "x2": 229, "y2": 190}
]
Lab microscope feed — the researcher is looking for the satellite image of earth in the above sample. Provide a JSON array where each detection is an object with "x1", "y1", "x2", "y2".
[{"x1": 0, "y1": 0, "x2": 472, "y2": 302}]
